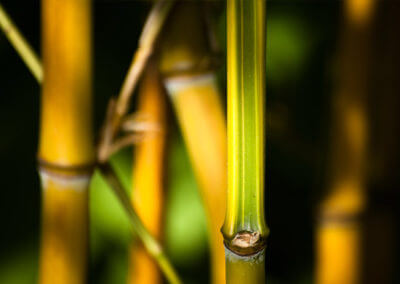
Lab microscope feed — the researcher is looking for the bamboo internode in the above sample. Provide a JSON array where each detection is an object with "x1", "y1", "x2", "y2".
[
  {"x1": 223, "y1": 0, "x2": 268, "y2": 282},
  {"x1": 38, "y1": 0, "x2": 94, "y2": 283},
  {"x1": 165, "y1": 72, "x2": 227, "y2": 284}
]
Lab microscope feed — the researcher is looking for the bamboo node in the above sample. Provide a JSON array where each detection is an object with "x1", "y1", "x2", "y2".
[{"x1": 225, "y1": 231, "x2": 266, "y2": 256}]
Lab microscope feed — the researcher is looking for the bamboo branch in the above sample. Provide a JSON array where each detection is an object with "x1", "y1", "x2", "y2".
[
  {"x1": 98, "y1": 163, "x2": 181, "y2": 284},
  {"x1": 98, "y1": 0, "x2": 175, "y2": 163},
  {"x1": 0, "y1": 3, "x2": 42, "y2": 82},
  {"x1": 115, "y1": 0, "x2": 174, "y2": 118}
]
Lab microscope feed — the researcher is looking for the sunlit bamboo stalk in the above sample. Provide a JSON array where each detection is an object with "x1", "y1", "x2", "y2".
[
  {"x1": 0, "y1": 3, "x2": 42, "y2": 82},
  {"x1": 316, "y1": 1, "x2": 374, "y2": 284},
  {"x1": 159, "y1": 3, "x2": 226, "y2": 283},
  {"x1": 127, "y1": 61, "x2": 167, "y2": 284},
  {"x1": 38, "y1": 0, "x2": 94, "y2": 283},
  {"x1": 222, "y1": 0, "x2": 268, "y2": 283}
]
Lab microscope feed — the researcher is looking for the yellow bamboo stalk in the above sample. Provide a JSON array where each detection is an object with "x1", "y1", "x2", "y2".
[
  {"x1": 166, "y1": 73, "x2": 227, "y2": 284},
  {"x1": 38, "y1": 0, "x2": 94, "y2": 283},
  {"x1": 316, "y1": 1, "x2": 374, "y2": 283},
  {"x1": 160, "y1": 5, "x2": 226, "y2": 283},
  {"x1": 127, "y1": 61, "x2": 166, "y2": 284}
]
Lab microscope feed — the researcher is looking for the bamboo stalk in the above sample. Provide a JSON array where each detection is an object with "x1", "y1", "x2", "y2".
[
  {"x1": 222, "y1": 0, "x2": 268, "y2": 283},
  {"x1": 166, "y1": 73, "x2": 227, "y2": 284},
  {"x1": 0, "y1": 3, "x2": 42, "y2": 82},
  {"x1": 316, "y1": 0, "x2": 374, "y2": 283},
  {"x1": 38, "y1": 0, "x2": 94, "y2": 283},
  {"x1": 159, "y1": 4, "x2": 226, "y2": 284},
  {"x1": 127, "y1": 61, "x2": 167, "y2": 284}
]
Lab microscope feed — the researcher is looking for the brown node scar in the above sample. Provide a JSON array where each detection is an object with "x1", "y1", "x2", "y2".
[
  {"x1": 232, "y1": 231, "x2": 260, "y2": 249},
  {"x1": 227, "y1": 231, "x2": 265, "y2": 256}
]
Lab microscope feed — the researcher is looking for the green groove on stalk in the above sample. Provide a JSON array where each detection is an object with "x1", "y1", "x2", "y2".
[{"x1": 223, "y1": 0, "x2": 268, "y2": 281}]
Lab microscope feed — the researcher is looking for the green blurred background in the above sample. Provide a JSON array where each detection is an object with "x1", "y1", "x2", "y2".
[{"x1": 1, "y1": 0, "x2": 399, "y2": 283}]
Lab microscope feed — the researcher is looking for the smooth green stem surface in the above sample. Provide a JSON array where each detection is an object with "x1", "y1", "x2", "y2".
[
  {"x1": 223, "y1": 0, "x2": 268, "y2": 242},
  {"x1": 225, "y1": 247, "x2": 266, "y2": 284},
  {"x1": 98, "y1": 163, "x2": 182, "y2": 284},
  {"x1": 0, "y1": 4, "x2": 42, "y2": 82}
]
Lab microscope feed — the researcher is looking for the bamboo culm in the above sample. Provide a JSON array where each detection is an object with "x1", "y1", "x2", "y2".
[{"x1": 222, "y1": 0, "x2": 269, "y2": 282}]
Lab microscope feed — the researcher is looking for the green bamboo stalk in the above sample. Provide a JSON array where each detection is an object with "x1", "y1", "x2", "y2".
[
  {"x1": 222, "y1": 0, "x2": 268, "y2": 282},
  {"x1": 0, "y1": 3, "x2": 42, "y2": 82}
]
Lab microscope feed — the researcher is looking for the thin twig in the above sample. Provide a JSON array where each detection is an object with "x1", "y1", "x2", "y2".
[
  {"x1": 0, "y1": 4, "x2": 42, "y2": 82},
  {"x1": 115, "y1": 0, "x2": 174, "y2": 119},
  {"x1": 98, "y1": 163, "x2": 182, "y2": 284},
  {"x1": 98, "y1": 0, "x2": 174, "y2": 162}
]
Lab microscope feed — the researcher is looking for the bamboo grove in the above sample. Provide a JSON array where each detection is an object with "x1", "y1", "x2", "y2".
[{"x1": 0, "y1": 0, "x2": 398, "y2": 283}]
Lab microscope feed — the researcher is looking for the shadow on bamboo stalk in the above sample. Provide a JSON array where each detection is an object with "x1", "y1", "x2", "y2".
[
  {"x1": 159, "y1": 3, "x2": 226, "y2": 284},
  {"x1": 222, "y1": 0, "x2": 269, "y2": 283},
  {"x1": 127, "y1": 60, "x2": 167, "y2": 284},
  {"x1": 316, "y1": 0, "x2": 375, "y2": 283}
]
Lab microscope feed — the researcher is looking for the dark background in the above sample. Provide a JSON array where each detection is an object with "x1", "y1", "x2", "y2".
[{"x1": 0, "y1": 0, "x2": 399, "y2": 283}]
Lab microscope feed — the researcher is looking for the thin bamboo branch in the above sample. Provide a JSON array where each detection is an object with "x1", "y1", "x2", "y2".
[
  {"x1": 98, "y1": 163, "x2": 181, "y2": 284},
  {"x1": 0, "y1": 3, "x2": 42, "y2": 82},
  {"x1": 98, "y1": 0, "x2": 175, "y2": 163},
  {"x1": 115, "y1": 0, "x2": 174, "y2": 119}
]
